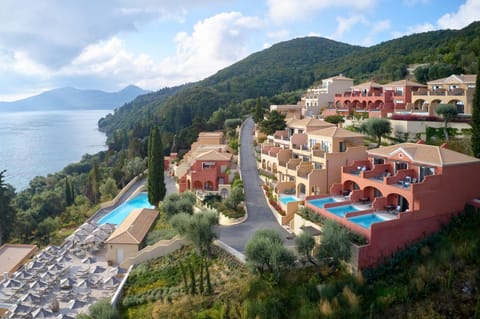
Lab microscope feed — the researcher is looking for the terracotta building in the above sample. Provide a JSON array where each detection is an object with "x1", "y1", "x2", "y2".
[
  {"x1": 260, "y1": 117, "x2": 367, "y2": 223},
  {"x1": 105, "y1": 208, "x2": 158, "y2": 265},
  {"x1": 304, "y1": 142, "x2": 480, "y2": 270},
  {"x1": 410, "y1": 74, "x2": 477, "y2": 115},
  {"x1": 177, "y1": 150, "x2": 234, "y2": 197},
  {"x1": 327, "y1": 79, "x2": 426, "y2": 118}
]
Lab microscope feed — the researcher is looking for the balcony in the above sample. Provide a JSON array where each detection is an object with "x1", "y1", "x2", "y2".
[
  {"x1": 312, "y1": 149, "x2": 325, "y2": 159},
  {"x1": 412, "y1": 89, "x2": 466, "y2": 97}
]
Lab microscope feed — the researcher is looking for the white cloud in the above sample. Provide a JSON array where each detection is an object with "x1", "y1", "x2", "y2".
[
  {"x1": 166, "y1": 12, "x2": 264, "y2": 82},
  {"x1": 392, "y1": 22, "x2": 435, "y2": 38},
  {"x1": 331, "y1": 16, "x2": 368, "y2": 39},
  {"x1": 267, "y1": 0, "x2": 376, "y2": 23},
  {"x1": 50, "y1": 12, "x2": 265, "y2": 91},
  {"x1": 330, "y1": 16, "x2": 390, "y2": 45},
  {"x1": 393, "y1": 0, "x2": 480, "y2": 40},
  {"x1": 437, "y1": 0, "x2": 480, "y2": 29},
  {"x1": 0, "y1": 0, "x2": 215, "y2": 68}
]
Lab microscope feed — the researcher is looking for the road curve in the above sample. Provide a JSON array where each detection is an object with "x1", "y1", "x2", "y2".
[{"x1": 217, "y1": 117, "x2": 293, "y2": 252}]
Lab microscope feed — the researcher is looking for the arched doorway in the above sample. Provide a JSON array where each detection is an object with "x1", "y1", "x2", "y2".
[
  {"x1": 364, "y1": 186, "x2": 383, "y2": 201},
  {"x1": 297, "y1": 183, "x2": 306, "y2": 197},
  {"x1": 386, "y1": 193, "x2": 410, "y2": 212},
  {"x1": 448, "y1": 99, "x2": 465, "y2": 114},
  {"x1": 343, "y1": 180, "x2": 360, "y2": 192}
]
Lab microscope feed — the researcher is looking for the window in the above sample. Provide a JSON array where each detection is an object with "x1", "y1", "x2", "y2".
[
  {"x1": 202, "y1": 162, "x2": 215, "y2": 169},
  {"x1": 373, "y1": 157, "x2": 384, "y2": 165},
  {"x1": 321, "y1": 140, "x2": 331, "y2": 153},
  {"x1": 419, "y1": 166, "x2": 435, "y2": 182},
  {"x1": 395, "y1": 162, "x2": 408, "y2": 173},
  {"x1": 309, "y1": 138, "x2": 317, "y2": 149},
  {"x1": 339, "y1": 141, "x2": 346, "y2": 152}
]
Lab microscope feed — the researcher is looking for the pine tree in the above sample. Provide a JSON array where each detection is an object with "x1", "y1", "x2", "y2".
[
  {"x1": 471, "y1": 65, "x2": 480, "y2": 158},
  {"x1": 148, "y1": 126, "x2": 166, "y2": 206}
]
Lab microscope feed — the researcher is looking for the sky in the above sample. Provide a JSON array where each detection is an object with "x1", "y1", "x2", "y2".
[{"x1": 0, "y1": 0, "x2": 479, "y2": 101}]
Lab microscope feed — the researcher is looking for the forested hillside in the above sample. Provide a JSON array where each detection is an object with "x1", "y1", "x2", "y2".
[{"x1": 98, "y1": 22, "x2": 480, "y2": 153}]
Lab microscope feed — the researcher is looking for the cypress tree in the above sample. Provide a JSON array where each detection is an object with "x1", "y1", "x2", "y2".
[
  {"x1": 148, "y1": 126, "x2": 166, "y2": 206},
  {"x1": 471, "y1": 64, "x2": 480, "y2": 158},
  {"x1": 0, "y1": 170, "x2": 16, "y2": 244},
  {"x1": 253, "y1": 97, "x2": 264, "y2": 123},
  {"x1": 86, "y1": 161, "x2": 100, "y2": 204},
  {"x1": 64, "y1": 177, "x2": 74, "y2": 206}
]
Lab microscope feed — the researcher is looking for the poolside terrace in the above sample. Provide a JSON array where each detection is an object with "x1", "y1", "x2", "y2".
[{"x1": 0, "y1": 222, "x2": 126, "y2": 319}]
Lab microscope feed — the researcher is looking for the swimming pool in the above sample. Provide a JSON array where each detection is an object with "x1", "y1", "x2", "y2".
[
  {"x1": 307, "y1": 197, "x2": 336, "y2": 208},
  {"x1": 326, "y1": 205, "x2": 360, "y2": 217},
  {"x1": 348, "y1": 213, "x2": 388, "y2": 229},
  {"x1": 97, "y1": 192, "x2": 154, "y2": 225},
  {"x1": 279, "y1": 195, "x2": 301, "y2": 205}
]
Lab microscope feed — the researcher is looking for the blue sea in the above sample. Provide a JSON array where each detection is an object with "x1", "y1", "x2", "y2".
[{"x1": 0, "y1": 109, "x2": 110, "y2": 190}]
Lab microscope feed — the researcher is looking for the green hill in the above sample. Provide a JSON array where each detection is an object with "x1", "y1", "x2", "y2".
[{"x1": 98, "y1": 21, "x2": 480, "y2": 150}]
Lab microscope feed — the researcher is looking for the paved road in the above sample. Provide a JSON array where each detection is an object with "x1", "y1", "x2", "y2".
[{"x1": 217, "y1": 117, "x2": 293, "y2": 252}]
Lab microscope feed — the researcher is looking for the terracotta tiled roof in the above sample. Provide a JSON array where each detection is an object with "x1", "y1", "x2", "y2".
[
  {"x1": 106, "y1": 208, "x2": 158, "y2": 245},
  {"x1": 427, "y1": 74, "x2": 477, "y2": 85},
  {"x1": 286, "y1": 118, "x2": 335, "y2": 129},
  {"x1": 308, "y1": 127, "x2": 364, "y2": 139},
  {"x1": 326, "y1": 74, "x2": 353, "y2": 81},
  {"x1": 195, "y1": 150, "x2": 232, "y2": 161},
  {"x1": 351, "y1": 81, "x2": 383, "y2": 89},
  {"x1": 367, "y1": 142, "x2": 480, "y2": 166},
  {"x1": 383, "y1": 79, "x2": 427, "y2": 88},
  {"x1": 198, "y1": 131, "x2": 224, "y2": 138}
]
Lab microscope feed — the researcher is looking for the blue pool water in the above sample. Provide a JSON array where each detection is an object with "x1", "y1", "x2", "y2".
[
  {"x1": 348, "y1": 213, "x2": 387, "y2": 229},
  {"x1": 279, "y1": 195, "x2": 301, "y2": 205},
  {"x1": 97, "y1": 192, "x2": 154, "y2": 225},
  {"x1": 326, "y1": 205, "x2": 360, "y2": 217},
  {"x1": 308, "y1": 197, "x2": 336, "y2": 208}
]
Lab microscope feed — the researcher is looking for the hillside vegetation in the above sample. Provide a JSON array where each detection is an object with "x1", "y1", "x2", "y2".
[
  {"x1": 99, "y1": 22, "x2": 480, "y2": 152},
  {"x1": 119, "y1": 206, "x2": 480, "y2": 318}
]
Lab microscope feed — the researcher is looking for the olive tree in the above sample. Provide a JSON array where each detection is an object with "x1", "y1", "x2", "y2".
[
  {"x1": 436, "y1": 103, "x2": 458, "y2": 141},
  {"x1": 316, "y1": 219, "x2": 351, "y2": 271},
  {"x1": 245, "y1": 229, "x2": 295, "y2": 282},
  {"x1": 295, "y1": 231, "x2": 316, "y2": 265},
  {"x1": 360, "y1": 118, "x2": 392, "y2": 147}
]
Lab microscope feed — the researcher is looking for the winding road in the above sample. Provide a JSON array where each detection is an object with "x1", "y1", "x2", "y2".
[{"x1": 217, "y1": 117, "x2": 293, "y2": 252}]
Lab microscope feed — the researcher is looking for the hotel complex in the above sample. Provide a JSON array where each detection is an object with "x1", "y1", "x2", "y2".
[{"x1": 259, "y1": 72, "x2": 480, "y2": 269}]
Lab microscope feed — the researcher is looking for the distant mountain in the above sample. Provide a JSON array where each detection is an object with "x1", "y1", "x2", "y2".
[{"x1": 0, "y1": 85, "x2": 150, "y2": 111}]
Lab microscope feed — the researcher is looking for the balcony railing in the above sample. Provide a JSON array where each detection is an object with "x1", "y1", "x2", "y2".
[
  {"x1": 297, "y1": 171, "x2": 310, "y2": 178},
  {"x1": 292, "y1": 144, "x2": 309, "y2": 151},
  {"x1": 312, "y1": 149, "x2": 325, "y2": 158},
  {"x1": 412, "y1": 90, "x2": 466, "y2": 97}
]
